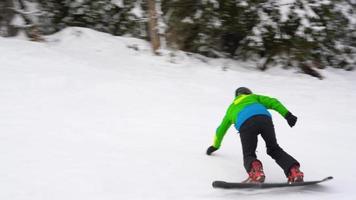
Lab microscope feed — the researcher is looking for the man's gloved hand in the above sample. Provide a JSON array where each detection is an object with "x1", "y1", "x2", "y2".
[
  {"x1": 206, "y1": 146, "x2": 218, "y2": 155},
  {"x1": 285, "y1": 112, "x2": 297, "y2": 127}
]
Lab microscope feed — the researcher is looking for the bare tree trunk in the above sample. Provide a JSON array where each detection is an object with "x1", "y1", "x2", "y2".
[
  {"x1": 300, "y1": 62, "x2": 323, "y2": 80},
  {"x1": 0, "y1": 0, "x2": 17, "y2": 37},
  {"x1": 258, "y1": 55, "x2": 273, "y2": 71},
  {"x1": 147, "y1": 0, "x2": 161, "y2": 55}
]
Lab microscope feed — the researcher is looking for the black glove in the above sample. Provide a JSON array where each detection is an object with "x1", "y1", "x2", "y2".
[
  {"x1": 206, "y1": 146, "x2": 218, "y2": 155},
  {"x1": 285, "y1": 112, "x2": 297, "y2": 127}
]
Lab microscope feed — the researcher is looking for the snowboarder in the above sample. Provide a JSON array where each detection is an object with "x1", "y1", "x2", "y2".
[{"x1": 206, "y1": 87, "x2": 304, "y2": 183}]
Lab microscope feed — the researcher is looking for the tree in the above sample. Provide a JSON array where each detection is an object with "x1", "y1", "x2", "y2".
[
  {"x1": 0, "y1": 0, "x2": 16, "y2": 37},
  {"x1": 37, "y1": 0, "x2": 147, "y2": 38},
  {"x1": 147, "y1": 0, "x2": 161, "y2": 54},
  {"x1": 0, "y1": 0, "x2": 43, "y2": 40},
  {"x1": 161, "y1": 0, "x2": 355, "y2": 75},
  {"x1": 161, "y1": 0, "x2": 223, "y2": 57},
  {"x1": 15, "y1": 0, "x2": 44, "y2": 41}
]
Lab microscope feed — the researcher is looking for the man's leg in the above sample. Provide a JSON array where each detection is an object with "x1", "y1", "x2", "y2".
[
  {"x1": 239, "y1": 118, "x2": 260, "y2": 172},
  {"x1": 259, "y1": 117, "x2": 299, "y2": 176}
]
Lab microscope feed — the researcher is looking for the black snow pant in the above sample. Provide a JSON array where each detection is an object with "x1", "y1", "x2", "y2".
[{"x1": 239, "y1": 115, "x2": 299, "y2": 177}]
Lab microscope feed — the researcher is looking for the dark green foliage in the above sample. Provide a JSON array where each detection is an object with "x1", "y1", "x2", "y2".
[
  {"x1": 0, "y1": 0, "x2": 17, "y2": 36},
  {"x1": 5, "y1": 0, "x2": 354, "y2": 74},
  {"x1": 37, "y1": 0, "x2": 146, "y2": 38},
  {"x1": 162, "y1": 0, "x2": 259, "y2": 58},
  {"x1": 162, "y1": 0, "x2": 355, "y2": 73},
  {"x1": 162, "y1": 0, "x2": 221, "y2": 56}
]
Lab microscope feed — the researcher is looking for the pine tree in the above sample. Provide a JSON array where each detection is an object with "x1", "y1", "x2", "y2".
[
  {"x1": 162, "y1": 0, "x2": 355, "y2": 74},
  {"x1": 162, "y1": 0, "x2": 222, "y2": 57},
  {"x1": 37, "y1": 0, "x2": 146, "y2": 37},
  {"x1": 0, "y1": 0, "x2": 16, "y2": 37},
  {"x1": 233, "y1": 0, "x2": 355, "y2": 75},
  {"x1": 311, "y1": 0, "x2": 356, "y2": 70}
]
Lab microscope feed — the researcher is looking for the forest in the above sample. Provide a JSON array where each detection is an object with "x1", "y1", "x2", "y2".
[{"x1": 1, "y1": 0, "x2": 355, "y2": 77}]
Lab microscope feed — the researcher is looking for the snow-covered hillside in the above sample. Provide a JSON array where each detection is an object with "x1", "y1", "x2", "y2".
[{"x1": 0, "y1": 28, "x2": 355, "y2": 200}]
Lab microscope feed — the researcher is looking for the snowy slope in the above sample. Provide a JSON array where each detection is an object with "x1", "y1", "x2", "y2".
[{"x1": 0, "y1": 28, "x2": 355, "y2": 200}]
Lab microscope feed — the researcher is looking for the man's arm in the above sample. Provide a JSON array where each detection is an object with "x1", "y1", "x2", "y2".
[
  {"x1": 212, "y1": 104, "x2": 233, "y2": 149},
  {"x1": 255, "y1": 94, "x2": 289, "y2": 117},
  {"x1": 256, "y1": 94, "x2": 297, "y2": 127},
  {"x1": 207, "y1": 107, "x2": 232, "y2": 155}
]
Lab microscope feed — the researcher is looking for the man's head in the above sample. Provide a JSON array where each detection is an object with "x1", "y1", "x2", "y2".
[{"x1": 235, "y1": 87, "x2": 252, "y2": 97}]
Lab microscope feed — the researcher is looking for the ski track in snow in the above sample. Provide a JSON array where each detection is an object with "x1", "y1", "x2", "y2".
[{"x1": 0, "y1": 27, "x2": 355, "y2": 200}]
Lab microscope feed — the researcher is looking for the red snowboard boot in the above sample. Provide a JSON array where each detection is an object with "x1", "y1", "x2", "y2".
[
  {"x1": 243, "y1": 160, "x2": 265, "y2": 183},
  {"x1": 288, "y1": 164, "x2": 304, "y2": 183}
]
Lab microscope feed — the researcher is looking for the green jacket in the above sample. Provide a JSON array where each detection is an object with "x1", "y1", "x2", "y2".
[{"x1": 213, "y1": 94, "x2": 289, "y2": 148}]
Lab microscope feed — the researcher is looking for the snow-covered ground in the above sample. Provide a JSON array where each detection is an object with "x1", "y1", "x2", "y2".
[{"x1": 0, "y1": 28, "x2": 355, "y2": 200}]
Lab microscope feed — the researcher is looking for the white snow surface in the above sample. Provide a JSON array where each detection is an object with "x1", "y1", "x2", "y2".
[{"x1": 0, "y1": 27, "x2": 356, "y2": 200}]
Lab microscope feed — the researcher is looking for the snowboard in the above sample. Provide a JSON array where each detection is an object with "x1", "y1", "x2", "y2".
[{"x1": 212, "y1": 176, "x2": 333, "y2": 189}]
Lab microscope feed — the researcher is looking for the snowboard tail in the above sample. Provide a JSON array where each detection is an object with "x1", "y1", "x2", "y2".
[{"x1": 212, "y1": 176, "x2": 333, "y2": 189}]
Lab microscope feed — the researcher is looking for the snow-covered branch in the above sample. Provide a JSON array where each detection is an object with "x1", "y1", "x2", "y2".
[
  {"x1": 12, "y1": 24, "x2": 36, "y2": 29},
  {"x1": 7, "y1": 7, "x2": 45, "y2": 17}
]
